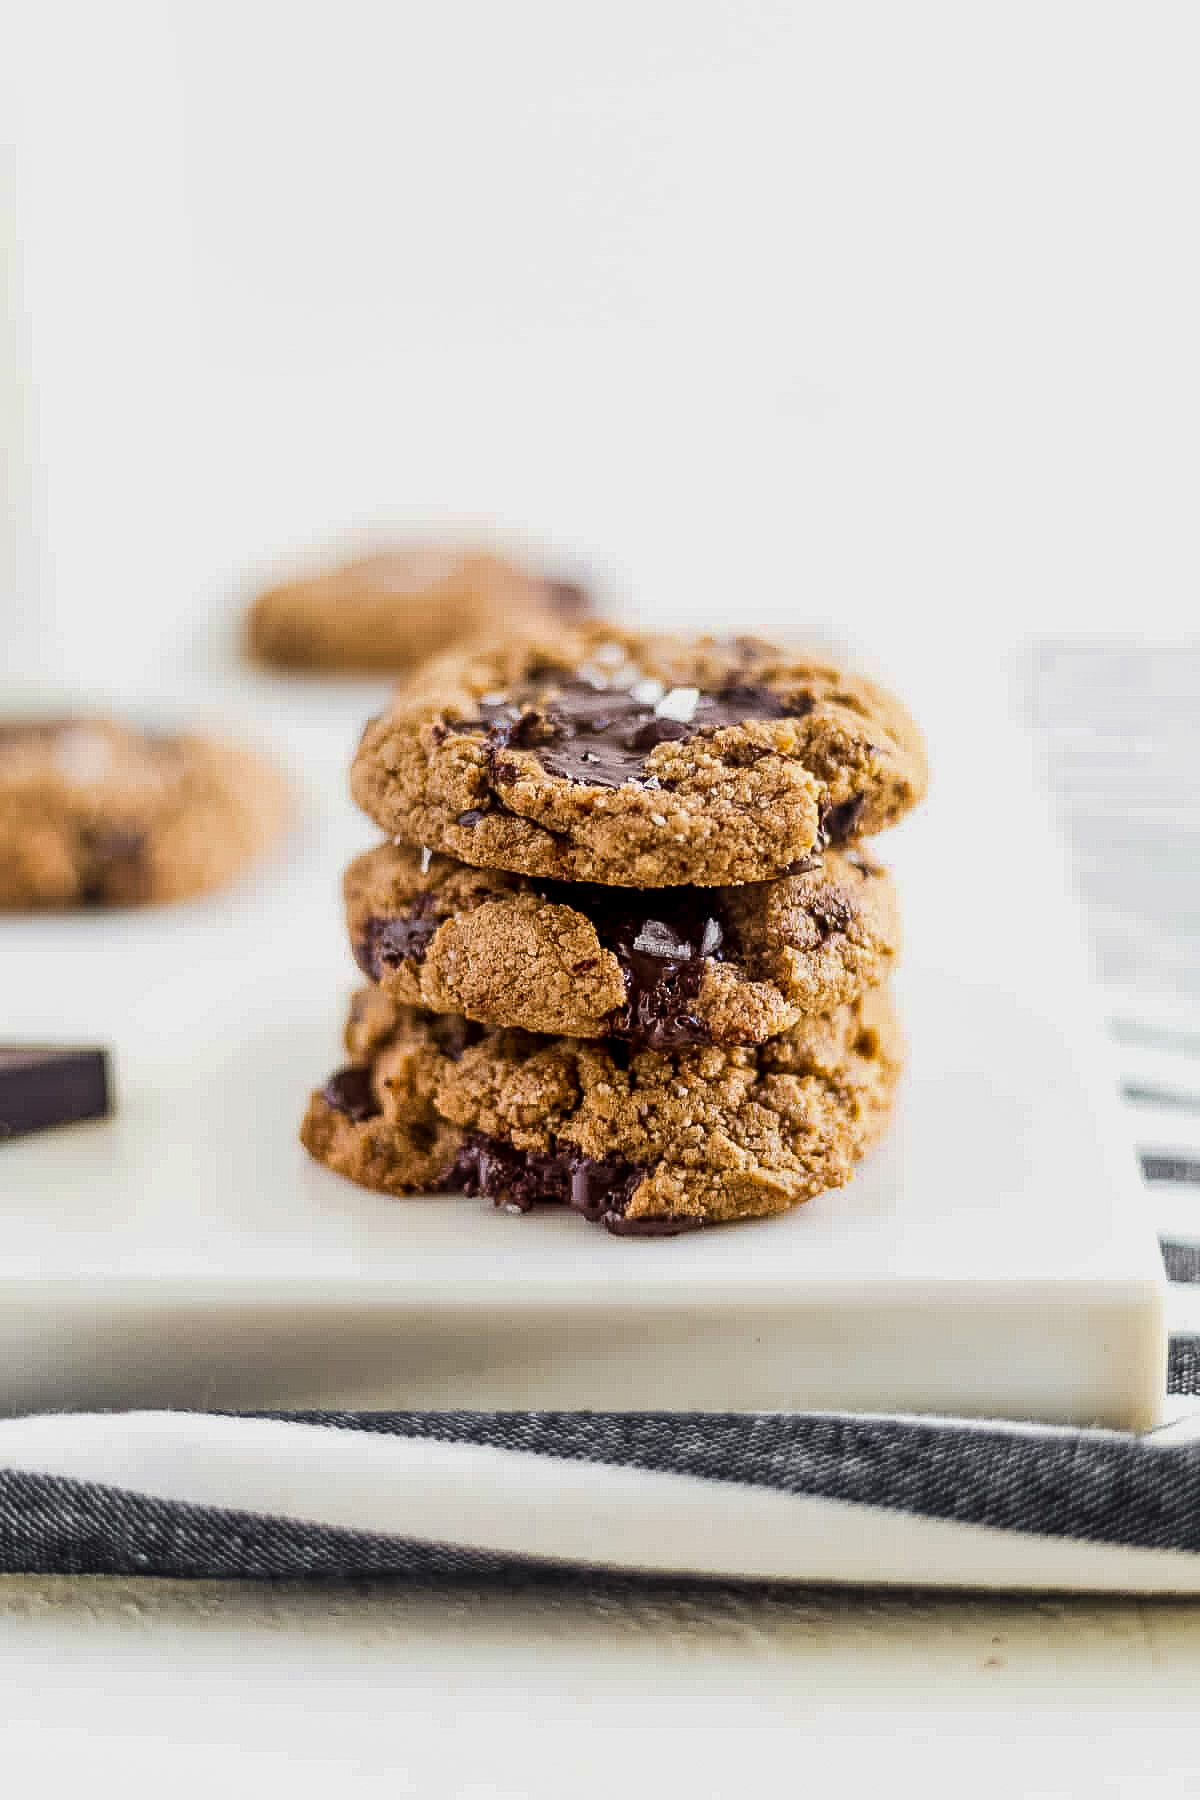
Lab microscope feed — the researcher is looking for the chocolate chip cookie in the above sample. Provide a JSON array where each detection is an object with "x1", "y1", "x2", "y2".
[
  {"x1": 0, "y1": 716, "x2": 290, "y2": 908},
  {"x1": 344, "y1": 840, "x2": 900, "y2": 1046},
  {"x1": 245, "y1": 546, "x2": 590, "y2": 673},
  {"x1": 300, "y1": 982, "x2": 902, "y2": 1232},
  {"x1": 350, "y1": 624, "x2": 927, "y2": 886}
]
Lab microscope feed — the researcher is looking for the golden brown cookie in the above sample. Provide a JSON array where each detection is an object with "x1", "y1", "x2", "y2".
[
  {"x1": 245, "y1": 546, "x2": 590, "y2": 673},
  {"x1": 344, "y1": 840, "x2": 900, "y2": 1045},
  {"x1": 300, "y1": 983, "x2": 902, "y2": 1233},
  {"x1": 351, "y1": 624, "x2": 927, "y2": 886},
  {"x1": 0, "y1": 717, "x2": 290, "y2": 908}
]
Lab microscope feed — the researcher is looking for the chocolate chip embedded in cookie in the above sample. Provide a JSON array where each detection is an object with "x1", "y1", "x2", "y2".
[
  {"x1": 245, "y1": 545, "x2": 591, "y2": 674},
  {"x1": 0, "y1": 716, "x2": 290, "y2": 909},
  {"x1": 299, "y1": 983, "x2": 903, "y2": 1232},
  {"x1": 344, "y1": 841, "x2": 900, "y2": 1046},
  {"x1": 350, "y1": 624, "x2": 927, "y2": 887}
]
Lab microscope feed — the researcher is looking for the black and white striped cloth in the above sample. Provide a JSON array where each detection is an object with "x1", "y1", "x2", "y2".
[{"x1": 2, "y1": 643, "x2": 1198, "y2": 1590}]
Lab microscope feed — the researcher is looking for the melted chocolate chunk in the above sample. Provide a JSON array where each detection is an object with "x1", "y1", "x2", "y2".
[
  {"x1": 444, "y1": 1130, "x2": 701, "y2": 1235},
  {"x1": 322, "y1": 1065, "x2": 380, "y2": 1122},
  {"x1": 820, "y1": 793, "x2": 866, "y2": 846},
  {"x1": 458, "y1": 678, "x2": 815, "y2": 791},
  {"x1": 536, "y1": 880, "x2": 739, "y2": 1049},
  {"x1": 354, "y1": 899, "x2": 440, "y2": 976},
  {"x1": 717, "y1": 683, "x2": 811, "y2": 719},
  {"x1": 624, "y1": 716, "x2": 692, "y2": 753},
  {"x1": 428, "y1": 1014, "x2": 486, "y2": 1060},
  {"x1": 616, "y1": 955, "x2": 708, "y2": 1047},
  {"x1": 604, "y1": 1210, "x2": 703, "y2": 1238}
]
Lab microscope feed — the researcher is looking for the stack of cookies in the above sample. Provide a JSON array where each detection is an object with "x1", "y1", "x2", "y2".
[{"x1": 301, "y1": 624, "x2": 927, "y2": 1235}]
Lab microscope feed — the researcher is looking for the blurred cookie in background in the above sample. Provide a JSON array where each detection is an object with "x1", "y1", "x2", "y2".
[
  {"x1": 0, "y1": 716, "x2": 291, "y2": 909},
  {"x1": 244, "y1": 545, "x2": 592, "y2": 675}
]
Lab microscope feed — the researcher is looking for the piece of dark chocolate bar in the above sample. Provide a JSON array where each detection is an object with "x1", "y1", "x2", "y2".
[{"x1": 0, "y1": 1047, "x2": 112, "y2": 1140}]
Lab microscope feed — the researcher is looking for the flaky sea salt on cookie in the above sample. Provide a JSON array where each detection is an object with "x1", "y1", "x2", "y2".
[{"x1": 350, "y1": 624, "x2": 928, "y2": 887}]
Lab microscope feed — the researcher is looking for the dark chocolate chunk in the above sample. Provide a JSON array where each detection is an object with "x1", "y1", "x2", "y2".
[
  {"x1": 444, "y1": 1133, "x2": 574, "y2": 1212},
  {"x1": 603, "y1": 1210, "x2": 705, "y2": 1238},
  {"x1": 615, "y1": 954, "x2": 708, "y2": 1048},
  {"x1": 712, "y1": 683, "x2": 799, "y2": 719},
  {"x1": 458, "y1": 677, "x2": 817, "y2": 792},
  {"x1": 625, "y1": 716, "x2": 692, "y2": 752},
  {"x1": 0, "y1": 1046, "x2": 112, "y2": 1141},
  {"x1": 565, "y1": 1152, "x2": 646, "y2": 1226},
  {"x1": 321, "y1": 1065, "x2": 380, "y2": 1122},
  {"x1": 428, "y1": 1014, "x2": 486, "y2": 1061},
  {"x1": 354, "y1": 899, "x2": 441, "y2": 977},
  {"x1": 820, "y1": 793, "x2": 866, "y2": 845},
  {"x1": 444, "y1": 1129, "x2": 701, "y2": 1235},
  {"x1": 536, "y1": 879, "x2": 740, "y2": 1048}
]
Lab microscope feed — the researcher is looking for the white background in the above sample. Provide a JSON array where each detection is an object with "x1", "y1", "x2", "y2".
[
  {"x1": 4, "y1": 3, "x2": 1200, "y2": 1792},
  {"x1": 7, "y1": 1, "x2": 1200, "y2": 683}
]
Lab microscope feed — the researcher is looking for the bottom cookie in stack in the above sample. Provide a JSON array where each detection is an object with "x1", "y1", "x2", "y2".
[{"x1": 300, "y1": 984, "x2": 903, "y2": 1235}]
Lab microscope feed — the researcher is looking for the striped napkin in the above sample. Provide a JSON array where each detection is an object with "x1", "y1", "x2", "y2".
[{"x1": 2, "y1": 642, "x2": 1197, "y2": 1589}]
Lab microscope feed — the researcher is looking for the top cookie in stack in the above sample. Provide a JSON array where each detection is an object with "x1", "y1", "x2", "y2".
[
  {"x1": 349, "y1": 622, "x2": 926, "y2": 886},
  {"x1": 302, "y1": 623, "x2": 927, "y2": 1234}
]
